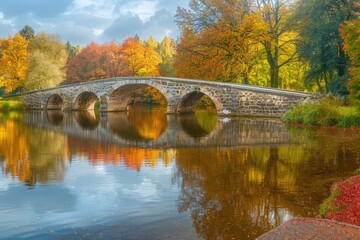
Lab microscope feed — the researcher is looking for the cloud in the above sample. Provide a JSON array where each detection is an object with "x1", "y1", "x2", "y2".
[
  {"x1": 0, "y1": 0, "x2": 189, "y2": 45},
  {"x1": 103, "y1": 9, "x2": 179, "y2": 42}
]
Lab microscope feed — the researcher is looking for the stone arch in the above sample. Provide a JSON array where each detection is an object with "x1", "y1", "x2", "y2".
[
  {"x1": 177, "y1": 91, "x2": 220, "y2": 113},
  {"x1": 107, "y1": 84, "x2": 167, "y2": 111},
  {"x1": 74, "y1": 91, "x2": 100, "y2": 110},
  {"x1": 46, "y1": 94, "x2": 64, "y2": 110}
]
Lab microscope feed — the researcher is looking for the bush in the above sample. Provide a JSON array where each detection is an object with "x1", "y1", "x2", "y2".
[
  {"x1": 0, "y1": 100, "x2": 25, "y2": 111},
  {"x1": 338, "y1": 114, "x2": 360, "y2": 127},
  {"x1": 282, "y1": 100, "x2": 341, "y2": 126}
]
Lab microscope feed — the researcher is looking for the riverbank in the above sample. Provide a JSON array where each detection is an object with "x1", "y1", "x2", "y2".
[
  {"x1": 282, "y1": 98, "x2": 360, "y2": 127},
  {"x1": 0, "y1": 100, "x2": 25, "y2": 111},
  {"x1": 258, "y1": 173, "x2": 360, "y2": 239}
]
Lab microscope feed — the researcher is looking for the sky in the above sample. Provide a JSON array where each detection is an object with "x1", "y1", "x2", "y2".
[{"x1": 0, "y1": 0, "x2": 189, "y2": 46}]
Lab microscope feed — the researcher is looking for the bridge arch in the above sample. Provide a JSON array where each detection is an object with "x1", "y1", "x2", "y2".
[
  {"x1": 107, "y1": 84, "x2": 167, "y2": 111},
  {"x1": 74, "y1": 91, "x2": 100, "y2": 110},
  {"x1": 46, "y1": 94, "x2": 64, "y2": 110},
  {"x1": 177, "y1": 91, "x2": 220, "y2": 113}
]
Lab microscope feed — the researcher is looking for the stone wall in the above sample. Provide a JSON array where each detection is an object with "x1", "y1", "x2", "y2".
[{"x1": 21, "y1": 77, "x2": 312, "y2": 117}]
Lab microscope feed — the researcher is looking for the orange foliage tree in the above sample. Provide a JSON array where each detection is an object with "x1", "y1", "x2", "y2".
[
  {"x1": 66, "y1": 37, "x2": 162, "y2": 83},
  {"x1": 175, "y1": 0, "x2": 268, "y2": 83},
  {"x1": 66, "y1": 42, "x2": 107, "y2": 83}
]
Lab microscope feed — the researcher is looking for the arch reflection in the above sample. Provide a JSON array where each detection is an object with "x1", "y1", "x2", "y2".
[
  {"x1": 108, "y1": 107, "x2": 167, "y2": 141},
  {"x1": 178, "y1": 112, "x2": 218, "y2": 138},
  {"x1": 74, "y1": 111, "x2": 100, "y2": 130},
  {"x1": 46, "y1": 110, "x2": 64, "y2": 126}
]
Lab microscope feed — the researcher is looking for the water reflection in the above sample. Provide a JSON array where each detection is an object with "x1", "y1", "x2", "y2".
[
  {"x1": 74, "y1": 110, "x2": 100, "y2": 130},
  {"x1": 174, "y1": 143, "x2": 360, "y2": 239},
  {"x1": 46, "y1": 110, "x2": 64, "y2": 126},
  {"x1": 1, "y1": 111, "x2": 360, "y2": 239},
  {"x1": 108, "y1": 107, "x2": 167, "y2": 141},
  {"x1": 0, "y1": 113, "x2": 69, "y2": 186},
  {"x1": 67, "y1": 136, "x2": 176, "y2": 170},
  {"x1": 178, "y1": 112, "x2": 218, "y2": 138}
]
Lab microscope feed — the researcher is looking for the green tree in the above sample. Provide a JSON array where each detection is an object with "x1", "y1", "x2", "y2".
[
  {"x1": 65, "y1": 41, "x2": 81, "y2": 63},
  {"x1": 340, "y1": 18, "x2": 360, "y2": 105},
  {"x1": 295, "y1": 0, "x2": 359, "y2": 94},
  {"x1": 19, "y1": 25, "x2": 35, "y2": 42},
  {"x1": 158, "y1": 36, "x2": 176, "y2": 77},
  {"x1": 26, "y1": 33, "x2": 67, "y2": 90},
  {"x1": 256, "y1": 0, "x2": 300, "y2": 88}
]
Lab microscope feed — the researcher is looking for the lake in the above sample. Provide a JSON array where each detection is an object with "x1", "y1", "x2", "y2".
[{"x1": 1, "y1": 108, "x2": 360, "y2": 239}]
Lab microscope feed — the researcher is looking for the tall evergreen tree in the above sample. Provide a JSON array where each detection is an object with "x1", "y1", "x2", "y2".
[{"x1": 19, "y1": 25, "x2": 35, "y2": 41}]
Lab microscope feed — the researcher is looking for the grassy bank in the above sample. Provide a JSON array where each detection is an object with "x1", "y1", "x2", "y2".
[
  {"x1": 0, "y1": 100, "x2": 25, "y2": 111},
  {"x1": 282, "y1": 98, "x2": 360, "y2": 127},
  {"x1": 319, "y1": 173, "x2": 360, "y2": 226}
]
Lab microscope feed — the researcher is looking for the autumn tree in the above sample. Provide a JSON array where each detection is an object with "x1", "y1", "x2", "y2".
[
  {"x1": 0, "y1": 34, "x2": 28, "y2": 93},
  {"x1": 295, "y1": 0, "x2": 359, "y2": 94},
  {"x1": 25, "y1": 33, "x2": 67, "y2": 90},
  {"x1": 102, "y1": 41, "x2": 127, "y2": 78},
  {"x1": 122, "y1": 37, "x2": 161, "y2": 76},
  {"x1": 66, "y1": 42, "x2": 107, "y2": 83},
  {"x1": 175, "y1": 0, "x2": 269, "y2": 83}
]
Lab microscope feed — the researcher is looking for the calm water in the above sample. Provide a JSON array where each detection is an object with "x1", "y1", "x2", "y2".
[{"x1": 1, "y1": 108, "x2": 360, "y2": 240}]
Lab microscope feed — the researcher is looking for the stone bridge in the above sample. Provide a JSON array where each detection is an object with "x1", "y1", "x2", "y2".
[{"x1": 21, "y1": 77, "x2": 311, "y2": 116}]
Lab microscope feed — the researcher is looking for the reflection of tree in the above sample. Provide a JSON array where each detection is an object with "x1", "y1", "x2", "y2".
[
  {"x1": 108, "y1": 107, "x2": 167, "y2": 141},
  {"x1": 0, "y1": 116, "x2": 31, "y2": 182},
  {"x1": 0, "y1": 114, "x2": 69, "y2": 186},
  {"x1": 178, "y1": 112, "x2": 218, "y2": 138},
  {"x1": 25, "y1": 128, "x2": 69, "y2": 186},
  {"x1": 67, "y1": 136, "x2": 175, "y2": 170},
  {"x1": 174, "y1": 137, "x2": 360, "y2": 239}
]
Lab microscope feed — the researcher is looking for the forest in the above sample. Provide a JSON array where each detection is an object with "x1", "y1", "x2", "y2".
[{"x1": 0, "y1": 0, "x2": 360, "y2": 104}]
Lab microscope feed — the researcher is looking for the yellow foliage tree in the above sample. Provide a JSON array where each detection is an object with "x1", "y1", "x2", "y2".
[
  {"x1": 122, "y1": 37, "x2": 161, "y2": 77},
  {"x1": 0, "y1": 34, "x2": 28, "y2": 92}
]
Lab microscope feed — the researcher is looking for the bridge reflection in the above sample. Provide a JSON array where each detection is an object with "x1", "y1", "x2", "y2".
[{"x1": 26, "y1": 110, "x2": 292, "y2": 148}]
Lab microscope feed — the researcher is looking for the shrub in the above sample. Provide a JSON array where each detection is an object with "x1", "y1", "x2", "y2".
[
  {"x1": 338, "y1": 114, "x2": 360, "y2": 127},
  {"x1": 282, "y1": 98, "x2": 360, "y2": 127},
  {"x1": 0, "y1": 100, "x2": 25, "y2": 111}
]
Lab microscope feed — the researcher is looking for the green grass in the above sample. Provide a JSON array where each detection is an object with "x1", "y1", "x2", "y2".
[
  {"x1": 282, "y1": 98, "x2": 360, "y2": 127},
  {"x1": 319, "y1": 187, "x2": 341, "y2": 217},
  {"x1": 0, "y1": 100, "x2": 25, "y2": 111}
]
